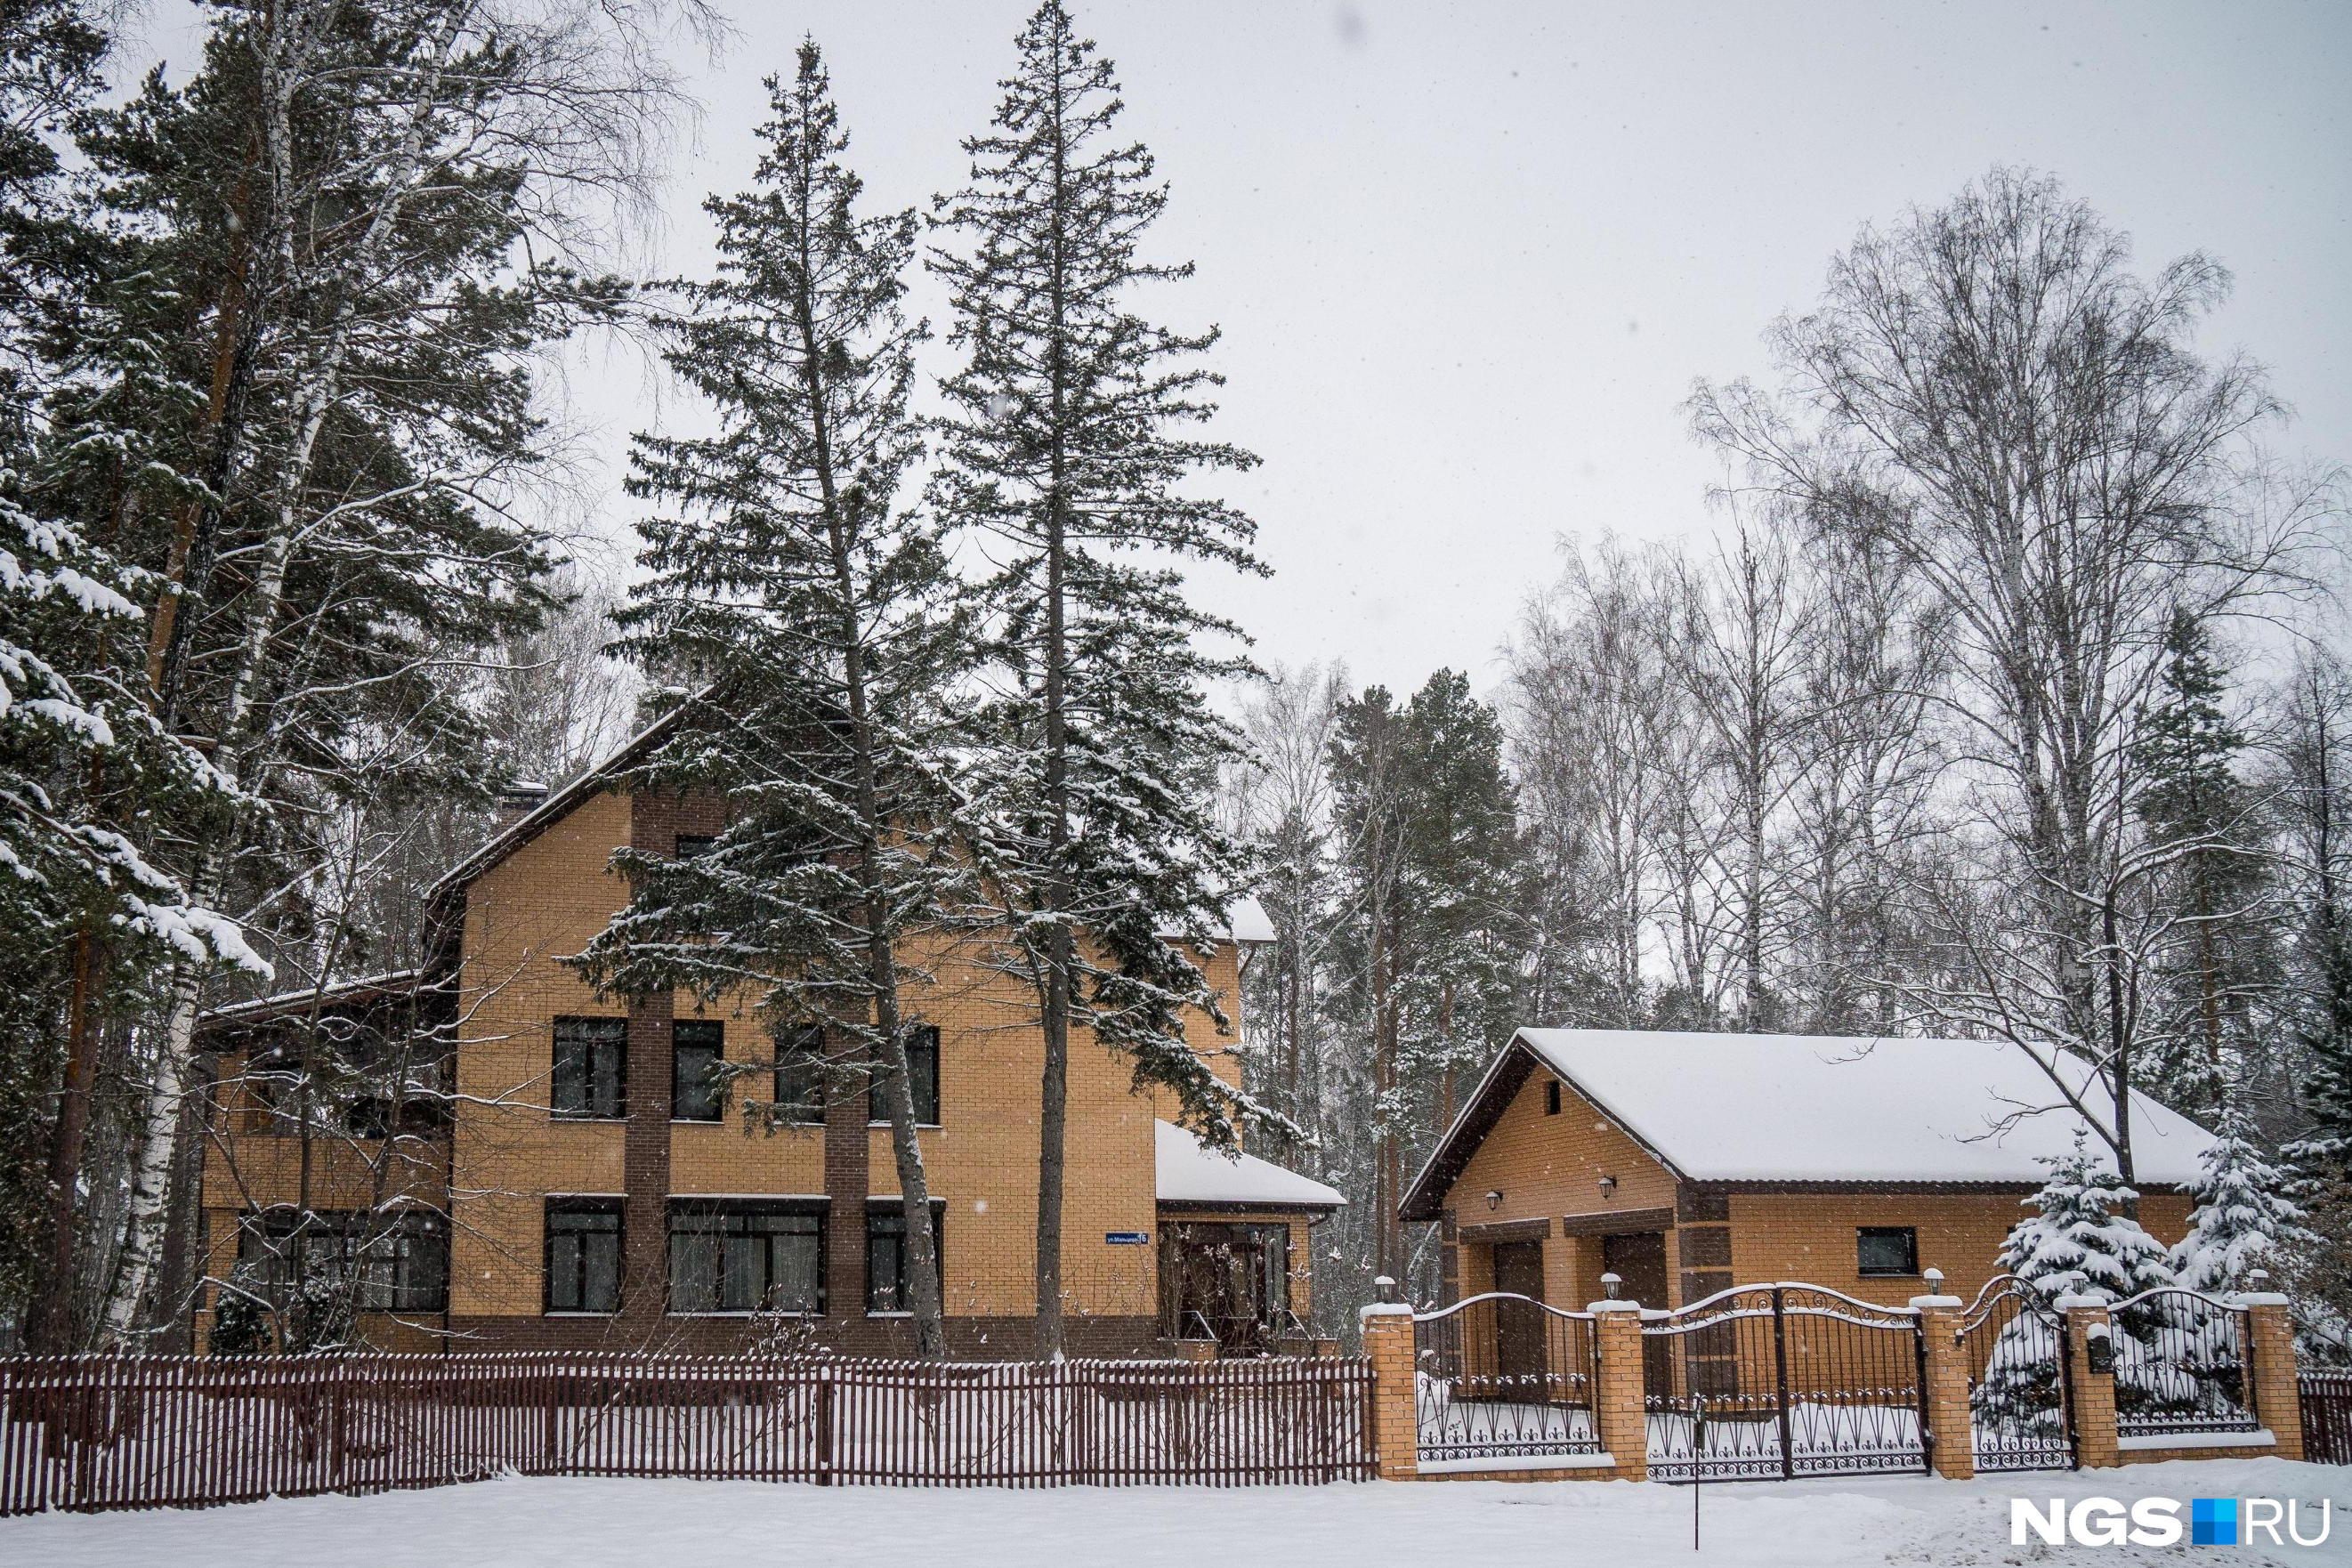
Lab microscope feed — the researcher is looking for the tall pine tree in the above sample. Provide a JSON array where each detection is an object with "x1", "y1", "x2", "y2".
[
  {"x1": 932, "y1": 0, "x2": 1266, "y2": 1355},
  {"x1": 572, "y1": 44, "x2": 963, "y2": 1356}
]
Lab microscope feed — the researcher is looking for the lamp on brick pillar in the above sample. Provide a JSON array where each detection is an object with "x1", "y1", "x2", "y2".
[
  {"x1": 1586, "y1": 1291, "x2": 1648, "y2": 1481},
  {"x1": 1910, "y1": 1267, "x2": 1972, "y2": 1481},
  {"x1": 2058, "y1": 1295, "x2": 2121, "y2": 1469},
  {"x1": 2235, "y1": 1273, "x2": 2304, "y2": 1463},
  {"x1": 1359, "y1": 1279, "x2": 1420, "y2": 1482}
]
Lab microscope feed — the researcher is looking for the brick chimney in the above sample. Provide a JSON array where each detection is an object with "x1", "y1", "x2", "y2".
[{"x1": 495, "y1": 780, "x2": 550, "y2": 831}]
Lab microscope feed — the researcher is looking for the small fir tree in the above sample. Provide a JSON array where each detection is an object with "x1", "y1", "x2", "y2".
[{"x1": 2171, "y1": 1101, "x2": 2310, "y2": 1295}]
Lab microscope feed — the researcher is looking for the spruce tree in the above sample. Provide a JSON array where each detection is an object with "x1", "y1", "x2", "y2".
[
  {"x1": 1996, "y1": 1133, "x2": 2174, "y2": 1306},
  {"x1": 572, "y1": 43, "x2": 960, "y2": 1355},
  {"x1": 2130, "y1": 608, "x2": 2264, "y2": 1112},
  {"x1": 2171, "y1": 1100, "x2": 2309, "y2": 1295},
  {"x1": 932, "y1": 1, "x2": 1266, "y2": 1355}
]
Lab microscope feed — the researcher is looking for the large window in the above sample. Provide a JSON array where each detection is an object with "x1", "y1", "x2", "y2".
[
  {"x1": 668, "y1": 1202, "x2": 825, "y2": 1314},
  {"x1": 545, "y1": 1200, "x2": 624, "y2": 1313},
  {"x1": 672, "y1": 1020, "x2": 725, "y2": 1122},
  {"x1": 552, "y1": 1016, "x2": 626, "y2": 1119},
  {"x1": 773, "y1": 1025, "x2": 826, "y2": 1125},
  {"x1": 866, "y1": 1025, "x2": 940, "y2": 1127},
  {"x1": 865, "y1": 1201, "x2": 945, "y2": 1315},
  {"x1": 236, "y1": 1209, "x2": 449, "y2": 1313},
  {"x1": 1856, "y1": 1226, "x2": 1920, "y2": 1277}
]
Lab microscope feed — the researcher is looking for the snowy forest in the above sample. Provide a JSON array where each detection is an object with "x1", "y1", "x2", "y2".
[{"x1": 3, "y1": 0, "x2": 2348, "y2": 1365}]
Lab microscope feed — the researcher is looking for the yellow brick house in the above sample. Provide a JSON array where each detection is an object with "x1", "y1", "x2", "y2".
[
  {"x1": 1401, "y1": 1029, "x2": 2211, "y2": 1317},
  {"x1": 193, "y1": 720, "x2": 1341, "y2": 1358}
]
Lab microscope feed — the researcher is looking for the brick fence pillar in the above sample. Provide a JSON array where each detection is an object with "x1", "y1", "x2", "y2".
[
  {"x1": 1911, "y1": 1274, "x2": 1972, "y2": 1481},
  {"x1": 2060, "y1": 1297, "x2": 2120, "y2": 1469},
  {"x1": 1588, "y1": 1298, "x2": 1647, "y2": 1482},
  {"x1": 1360, "y1": 1280, "x2": 1419, "y2": 1482},
  {"x1": 2238, "y1": 1288, "x2": 2303, "y2": 1462}
]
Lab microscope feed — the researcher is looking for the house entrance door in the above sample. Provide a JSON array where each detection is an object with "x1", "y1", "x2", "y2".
[
  {"x1": 1162, "y1": 1223, "x2": 1290, "y2": 1355},
  {"x1": 1491, "y1": 1239, "x2": 1547, "y2": 1386},
  {"x1": 1604, "y1": 1230, "x2": 1674, "y2": 1389}
]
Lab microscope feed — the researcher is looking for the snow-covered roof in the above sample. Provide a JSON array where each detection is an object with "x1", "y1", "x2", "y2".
[
  {"x1": 198, "y1": 969, "x2": 426, "y2": 1029},
  {"x1": 1156, "y1": 1120, "x2": 1346, "y2": 1210},
  {"x1": 1402, "y1": 1028, "x2": 2216, "y2": 1217}
]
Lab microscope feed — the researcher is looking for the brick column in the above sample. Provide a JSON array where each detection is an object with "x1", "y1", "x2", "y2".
[
  {"x1": 1911, "y1": 1276, "x2": 1972, "y2": 1481},
  {"x1": 1360, "y1": 1281, "x2": 1419, "y2": 1482},
  {"x1": 1588, "y1": 1297, "x2": 1648, "y2": 1481},
  {"x1": 2061, "y1": 1297, "x2": 2120, "y2": 1469},
  {"x1": 2238, "y1": 1289, "x2": 2303, "y2": 1462}
]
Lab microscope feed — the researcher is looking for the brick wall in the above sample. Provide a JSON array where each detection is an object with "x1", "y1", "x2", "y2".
[{"x1": 204, "y1": 778, "x2": 1276, "y2": 1354}]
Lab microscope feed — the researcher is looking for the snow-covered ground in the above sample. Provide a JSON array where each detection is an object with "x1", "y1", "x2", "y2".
[{"x1": 4, "y1": 1458, "x2": 2345, "y2": 1567}]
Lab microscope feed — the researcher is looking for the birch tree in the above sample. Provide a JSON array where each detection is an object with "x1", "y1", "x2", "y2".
[{"x1": 1691, "y1": 167, "x2": 2318, "y2": 1188}]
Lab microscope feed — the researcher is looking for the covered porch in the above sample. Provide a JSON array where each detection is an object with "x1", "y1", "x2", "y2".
[{"x1": 1152, "y1": 1120, "x2": 1345, "y2": 1357}]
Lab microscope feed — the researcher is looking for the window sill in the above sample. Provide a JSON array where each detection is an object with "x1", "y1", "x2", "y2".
[
  {"x1": 1857, "y1": 1272, "x2": 1920, "y2": 1280},
  {"x1": 866, "y1": 1310, "x2": 914, "y2": 1319},
  {"x1": 551, "y1": 1115, "x2": 627, "y2": 1124},
  {"x1": 542, "y1": 1310, "x2": 618, "y2": 1318},
  {"x1": 867, "y1": 1122, "x2": 943, "y2": 1131},
  {"x1": 666, "y1": 1310, "x2": 824, "y2": 1319},
  {"x1": 669, "y1": 1118, "x2": 727, "y2": 1126}
]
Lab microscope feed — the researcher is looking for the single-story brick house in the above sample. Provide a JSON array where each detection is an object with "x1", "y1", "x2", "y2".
[{"x1": 1400, "y1": 1029, "x2": 2213, "y2": 1314}]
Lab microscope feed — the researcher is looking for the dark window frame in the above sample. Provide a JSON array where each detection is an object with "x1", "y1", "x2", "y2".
[
  {"x1": 235, "y1": 1208, "x2": 449, "y2": 1314},
  {"x1": 544, "y1": 1198, "x2": 625, "y2": 1314},
  {"x1": 866, "y1": 1025, "x2": 942, "y2": 1128},
  {"x1": 667, "y1": 1200, "x2": 828, "y2": 1316},
  {"x1": 671, "y1": 1019, "x2": 725, "y2": 1122},
  {"x1": 1544, "y1": 1079, "x2": 1562, "y2": 1116},
  {"x1": 864, "y1": 1199, "x2": 947, "y2": 1316},
  {"x1": 551, "y1": 1015, "x2": 627, "y2": 1119},
  {"x1": 1855, "y1": 1225, "x2": 1920, "y2": 1278},
  {"x1": 772, "y1": 1025, "x2": 827, "y2": 1126},
  {"x1": 673, "y1": 833, "x2": 717, "y2": 861}
]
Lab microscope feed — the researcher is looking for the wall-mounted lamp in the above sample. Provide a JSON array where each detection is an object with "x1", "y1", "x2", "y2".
[
  {"x1": 1597, "y1": 1175, "x2": 1619, "y2": 1197},
  {"x1": 1485, "y1": 1189, "x2": 1503, "y2": 1211}
]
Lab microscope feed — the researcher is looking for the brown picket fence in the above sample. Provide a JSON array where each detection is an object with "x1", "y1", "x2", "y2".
[
  {"x1": 2304, "y1": 1370, "x2": 2352, "y2": 1466},
  {"x1": 0, "y1": 1353, "x2": 1375, "y2": 1514}
]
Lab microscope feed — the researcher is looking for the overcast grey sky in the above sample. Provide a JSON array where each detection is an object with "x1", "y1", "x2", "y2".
[{"x1": 139, "y1": 2, "x2": 2352, "y2": 694}]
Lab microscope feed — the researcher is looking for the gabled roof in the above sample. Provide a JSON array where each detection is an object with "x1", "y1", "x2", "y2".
[
  {"x1": 1156, "y1": 1120, "x2": 1346, "y2": 1210},
  {"x1": 198, "y1": 969, "x2": 428, "y2": 1031},
  {"x1": 1401, "y1": 1028, "x2": 2216, "y2": 1221}
]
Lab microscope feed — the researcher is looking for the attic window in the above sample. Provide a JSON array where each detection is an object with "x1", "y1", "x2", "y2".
[
  {"x1": 1856, "y1": 1226, "x2": 1919, "y2": 1277},
  {"x1": 1544, "y1": 1080, "x2": 1562, "y2": 1117}
]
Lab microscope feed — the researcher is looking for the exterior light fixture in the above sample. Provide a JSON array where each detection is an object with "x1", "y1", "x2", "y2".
[
  {"x1": 1597, "y1": 1175, "x2": 1618, "y2": 1197},
  {"x1": 1485, "y1": 1189, "x2": 1503, "y2": 1211}
]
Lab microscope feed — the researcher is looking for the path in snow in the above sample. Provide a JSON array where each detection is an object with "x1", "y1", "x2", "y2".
[{"x1": 3, "y1": 1458, "x2": 2343, "y2": 1567}]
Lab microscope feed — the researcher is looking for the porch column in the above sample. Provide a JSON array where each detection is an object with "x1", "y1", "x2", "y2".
[
  {"x1": 2238, "y1": 1284, "x2": 2303, "y2": 1462},
  {"x1": 1587, "y1": 1297, "x2": 1648, "y2": 1481},
  {"x1": 2059, "y1": 1296, "x2": 2120, "y2": 1469},
  {"x1": 1360, "y1": 1279, "x2": 1419, "y2": 1481},
  {"x1": 1911, "y1": 1273, "x2": 1972, "y2": 1481}
]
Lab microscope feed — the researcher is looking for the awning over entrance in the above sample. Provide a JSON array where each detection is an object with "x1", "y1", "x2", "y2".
[{"x1": 1153, "y1": 1121, "x2": 1346, "y2": 1211}]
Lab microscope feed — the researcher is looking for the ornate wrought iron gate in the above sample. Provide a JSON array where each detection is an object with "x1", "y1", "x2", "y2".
[
  {"x1": 1959, "y1": 1277, "x2": 2075, "y2": 1471},
  {"x1": 1641, "y1": 1284, "x2": 1928, "y2": 1481},
  {"x1": 1411, "y1": 1294, "x2": 1604, "y2": 1469}
]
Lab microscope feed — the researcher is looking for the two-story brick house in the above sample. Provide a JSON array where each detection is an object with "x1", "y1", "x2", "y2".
[{"x1": 194, "y1": 719, "x2": 1342, "y2": 1359}]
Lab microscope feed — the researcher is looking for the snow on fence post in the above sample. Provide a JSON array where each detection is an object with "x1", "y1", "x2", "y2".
[
  {"x1": 1586, "y1": 1294, "x2": 1647, "y2": 1482},
  {"x1": 1360, "y1": 1278, "x2": 1419, "y2": 1482},
  {"x1": 2058, "y1": 1296, "x2": 2121, "y2": 1469},
  {"x1": 1911, "y1": 1268, "x2": 1972, "y2": 1482},
  {"x1": 2237, "y1": 1277, "x2": 2303, "y2": 1463}
]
